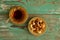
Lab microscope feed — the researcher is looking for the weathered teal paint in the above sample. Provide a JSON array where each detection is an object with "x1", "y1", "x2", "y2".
[{"x1": 0, "y1": 0, "x2": 60, "y2": 40}]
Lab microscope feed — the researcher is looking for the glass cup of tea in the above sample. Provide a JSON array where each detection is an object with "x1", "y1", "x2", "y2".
[{"x1": 9, "y1": 6, "x2": 28, "y2": 25}]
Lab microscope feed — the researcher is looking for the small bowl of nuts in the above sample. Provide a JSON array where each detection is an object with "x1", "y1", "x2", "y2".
[{"x1": 28, "y1": 17, "x2": 46, "y2": 36}]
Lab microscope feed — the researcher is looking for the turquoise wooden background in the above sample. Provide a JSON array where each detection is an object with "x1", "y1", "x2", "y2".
[{"x1": 0, "y1": 0, "x2": 60, "y2": 40}]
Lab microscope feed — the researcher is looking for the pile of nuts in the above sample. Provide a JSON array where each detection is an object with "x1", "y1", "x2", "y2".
[{"x1": 28, "y1": 17, "x2": 46, "y2": 36}]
